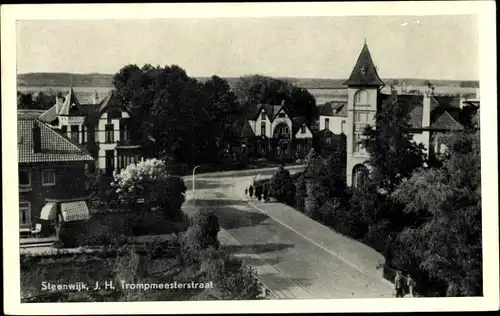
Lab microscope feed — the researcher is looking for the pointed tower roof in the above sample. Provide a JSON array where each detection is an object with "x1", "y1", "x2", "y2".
[
  {"x1": 343, "y1": 42, "x2": 384, "y2": 87},
  {"x1": 58, "y1": 87, "x2": 84, "y2": 115}
]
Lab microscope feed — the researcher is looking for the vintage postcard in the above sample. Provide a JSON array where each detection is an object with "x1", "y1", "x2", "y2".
[{"x1": 2, "y1": 1, "x2": 498, "y2": 314}]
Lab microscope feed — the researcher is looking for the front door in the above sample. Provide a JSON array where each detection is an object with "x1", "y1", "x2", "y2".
[{"x1": 105, "y1": 150, "x2": 115, "y2": 175}]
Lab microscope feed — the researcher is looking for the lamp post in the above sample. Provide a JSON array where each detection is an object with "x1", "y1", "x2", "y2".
[{"x1": 192, "y1": 165, "x2": 201, "y2": 206}]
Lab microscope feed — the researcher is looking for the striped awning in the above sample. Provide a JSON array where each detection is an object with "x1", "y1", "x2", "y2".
[
  {"x1": 60, "y1": 201, "x2": 90, "y2": 222},
  {"x1": 40, "y1": 202, "x2": 58, "y2": 221}
]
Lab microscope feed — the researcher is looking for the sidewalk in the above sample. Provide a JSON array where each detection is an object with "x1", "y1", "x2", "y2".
[
  {"x1": 232, "y1": 179, "x2": 391, "y2": 286},
  {"x1": 181, "y1": 164, "x2": 305, "y2": 180}
]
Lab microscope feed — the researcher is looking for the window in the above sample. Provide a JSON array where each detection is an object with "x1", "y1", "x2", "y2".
[
  {"x1": 19, "y1": 170, "x2": 31, "y2": 188},
  {"x1": 261, "y1": 112, "x2": 266, "y2": 120},
  {"x1": 105, "y1": 124, "x2": 114, "y2": 143},
  {"x1": 119, "y1": 122, "x2": 128, "y2": 141},
  {"x1": 341, "y1": 120, "x2": 346, "y2": 133},
  {"x1": 354, "y1": 111, "x2": 370, "y2": 123},
  {"x1": 353, "y1": 133, "x2": 365, "y2": 153},
  {"x1": 82, "y1": 125, "x2": 86, "y2": 144},
  {"x1": 70, "y1": 125, "x2": 79, "y2": 143},
  {"x1": 278, "y1": 112, "x2": 286, "y2": 118},
  {"x1": 42, "y1": 170, "x2": 56, "y2": 186},
  {"x1": 284, "y1": 127, "x2": 289, "y2": 134},
  {"x1": 261, "y1": 122, "x2": 266, "y2": 136},
  {"x1": 325, "y1": 137, "x2": 332, "y2": 146},
  {"x1": 301, "y1": 125, "x2": 306, "y2": 134},
  {"x1": 107, "y1": 114, "x2": 112, "y2": 123},
  {"x1": 354, "y1": 89, "x2": 369, "y2": 105},
  {"x1": 325, "y1": 118, "x2": 330, "y2": 130},
  {"x1": 19, "y1": 201, "x2": 31, "y2": 227}
]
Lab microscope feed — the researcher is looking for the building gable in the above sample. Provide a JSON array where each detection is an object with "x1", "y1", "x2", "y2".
[{"x1": 343, "y1": 42, "x2": 384, "y2": 87}]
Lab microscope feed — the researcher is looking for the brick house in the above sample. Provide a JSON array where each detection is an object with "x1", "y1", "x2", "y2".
[{"x1": 18, "y1": 115, "x2": 94, "y2": 237}]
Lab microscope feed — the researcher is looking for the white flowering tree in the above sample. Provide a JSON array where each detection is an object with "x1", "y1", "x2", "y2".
[{"x1": 111, "y1": 159, "x2": 186, "y2": 218}]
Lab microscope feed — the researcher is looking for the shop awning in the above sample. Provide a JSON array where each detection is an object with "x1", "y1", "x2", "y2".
[
  {"x1": 60, "y1": 201, "x2": 90, "y2": 222},
  {"x1": 40, "y1": 202, "x2": 58, "y2": 221}
]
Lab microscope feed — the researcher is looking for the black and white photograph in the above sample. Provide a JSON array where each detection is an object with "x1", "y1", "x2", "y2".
[{"x1": 2, "y1": 2, "x2": 498, "y2": 314}]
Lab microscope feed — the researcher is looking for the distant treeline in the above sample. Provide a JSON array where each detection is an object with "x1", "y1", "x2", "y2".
[{"x1": 17, "y1": 73, "x2": 479, "y2": 90}]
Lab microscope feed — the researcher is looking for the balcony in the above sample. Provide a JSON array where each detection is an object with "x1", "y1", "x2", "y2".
[{"x1": 116, "y1": 139, "x2": 141, "y2": 149}]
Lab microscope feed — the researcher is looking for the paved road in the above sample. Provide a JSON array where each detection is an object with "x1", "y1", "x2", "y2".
[{"x1": 183, "y1": 168, "x2": 394, "y2": 299}]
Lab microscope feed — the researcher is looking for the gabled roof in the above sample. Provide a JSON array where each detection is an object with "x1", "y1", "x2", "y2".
[
  {"x1": 430, "y1": 111, "x2": 464, "y2": 131},
  {"x1": 292, "y1": 117, "x2": 312, "y2": 136},
  {"x1": 318, "y1": 101, "x2": 347, "y2": 117},
  {"x1": 254, "y1": 103, "x2": 292, "y2": 121},
  {"x1": 39, "y1": 105, "x2": 58, "y2": 123},
  {"x1": 18, "y1": 117, "x2": 94, "y2": 164},
  {"x1": 240, "y1": 120, "x2": 255, "y2": 138},
  {"x1": 98, "y1": 90, "x2": 125, "y2": 114},
  {"x1": 343, "y1": 42, "x2": 384, "y2": 87},
  {"x1": 58, "y1": 88, "x2": 85, "y2": 116}
]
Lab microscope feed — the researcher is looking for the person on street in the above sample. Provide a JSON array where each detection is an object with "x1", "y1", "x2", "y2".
[
  {"x1": 394, "y1": 270, "x2": 405, "y2": 298},
  {"x1": 256, "y1": 186, "x2": 262, "y2": 202},
  {"x1": 249, "y1": 185, "x2": 254, "y2": 199},
  {"x1": 245, "y1": 187, "x2": 248, "y2": 196},
  {"x1": 263, "y1": 186, "x2": 268, "y2": 202},
  {"x1": 407, "y1": 274, "x2": 416, "y2": 297}
]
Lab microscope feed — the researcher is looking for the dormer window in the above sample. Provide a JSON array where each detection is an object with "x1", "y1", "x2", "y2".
[{"x1": 278, "y1": 112, "x2": 286, "y2": 118}]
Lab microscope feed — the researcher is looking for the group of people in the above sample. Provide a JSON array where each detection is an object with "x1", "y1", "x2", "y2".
[
  {"x1": 394, "y1": 270, "x2": 416, "y2": 298},
  {"x1": 245, "y1": 184, "x2": 270, "y2": 202}
]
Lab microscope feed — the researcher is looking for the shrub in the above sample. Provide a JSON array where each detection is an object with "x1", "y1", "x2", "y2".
[
  {"x1": 113, "y1": 247, "x2": 148, "y2": 284},
  {"x1": 111, "y1": 159, "x2": 187, "y2": 219},
  {"x1": 57, "y1": 219, "x2": 129, "y2": 248},
  {"x1": 180, "y1": 210, "x2": 221, "y2": 263},
  {"x1": 199, "y1": 247, "x2": 262, "y2": 300},
  {"x1": 294, "y1": 173, "x2": 306, "y2": 212},
  {"x1": 269, "y1": 166, "x2": 296, "y2": 205}
]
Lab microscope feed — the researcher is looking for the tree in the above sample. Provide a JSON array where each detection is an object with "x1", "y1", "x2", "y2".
[
  {"x1": 111, "y1": 159, "x2": 186, "y2": 219},
  {"x1": 232, "y1": 74, "x2": 316, "y2": 122},
  {"x1": 303, "y1": 148, "x2": 329, "y2": 218},
  {"x1": 294, "y1": 173, "x2": 306, "y2": 212},
  {"x1": 113, "y1": 65, "x2": 239, "y2": 166},
  {"x1": 324, "y1": 136, "x2": 347, "y2": 197},
  {"x1": 269, "y1": 166, "x2": 296, "y2": 205},
  {"x1": 392, "y1": 131, "x2": 482, "y2": 296},
  {"x1": 360, "y1": 91, "x2": 427, "y2": 194}
]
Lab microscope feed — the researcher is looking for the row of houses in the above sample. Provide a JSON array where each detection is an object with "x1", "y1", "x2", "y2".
[{"x1": 17, "y1": 41, "x2": 479, "y2": 237}]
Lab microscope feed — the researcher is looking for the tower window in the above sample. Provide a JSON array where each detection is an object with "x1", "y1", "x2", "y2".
[{"x1": 354, "y1": 89, "x2": 369, "y2": 105}]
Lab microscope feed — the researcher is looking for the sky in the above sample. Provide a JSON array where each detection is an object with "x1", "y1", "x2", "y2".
[{"x1": 16, "y1": 15, "x2": 479, "y2": 80}]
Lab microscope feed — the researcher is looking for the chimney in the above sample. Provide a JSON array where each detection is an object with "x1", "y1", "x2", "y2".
[
  {"x1": 281, "y1": 100, "x2": 285, "y2": 106},
  {"x1": 32, "y1": 120, "x2": 41, "y2": 153}
]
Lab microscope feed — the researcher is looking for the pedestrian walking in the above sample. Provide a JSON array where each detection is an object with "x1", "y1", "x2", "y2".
[
  {"x1": 407, "y1": 274, "x2": 416, "y2": 297},
  {"x1": 249, "y1": 185, "x2": 254, "y2": 199},
  {"x1": 263, "y1": 186, "x2": 268, "y2": 202},
  {"x1": 394, "y1": 270, "x2": 405, "y2": 298},
  {"x1": 245, "y1": 187, "x2": 248, "y2": 196},
  {"x1": 255, "y1": 186, "x2": 262, "y2": 202}
]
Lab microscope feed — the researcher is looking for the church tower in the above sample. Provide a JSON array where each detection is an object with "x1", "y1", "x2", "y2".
[{"x1": 343, "y1": 41, "x2": 384, "y2": 187}]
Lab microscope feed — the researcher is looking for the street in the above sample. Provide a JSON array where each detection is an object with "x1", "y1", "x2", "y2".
[{"x1": 184, "y1": 167, "x2": 394, "y2": 299}]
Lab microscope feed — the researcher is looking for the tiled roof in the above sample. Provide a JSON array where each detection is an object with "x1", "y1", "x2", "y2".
[
  {"x1": 18, "y1": 117, "x2": 94, "y2": 164},
  {"x1": 98, "y1": 90, "x2": 124, "y2": 114},
  {"x1": 343, "y1": 42, "x2": 384, "y2": 87}
]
